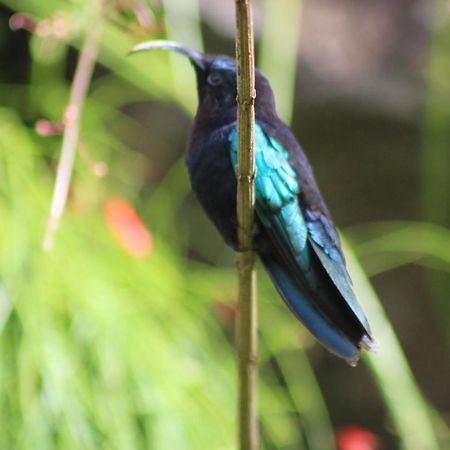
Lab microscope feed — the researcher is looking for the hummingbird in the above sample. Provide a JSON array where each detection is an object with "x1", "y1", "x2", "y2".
[{"x1": 131, "y1": 41, "x2": 377, "y2": 365}]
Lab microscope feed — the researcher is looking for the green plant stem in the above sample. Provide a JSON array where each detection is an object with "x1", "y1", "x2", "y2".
[
  {"x1": 43, "y1": 10, "x2": 102, "y2": 251},
  {"x1": 235, "y1": 0, "x2": 257, "y2": 449}
]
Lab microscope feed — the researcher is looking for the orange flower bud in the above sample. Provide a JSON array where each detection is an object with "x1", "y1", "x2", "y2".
[{"x1": 104, "y1": 198, "x2": 152, "y2": 258}]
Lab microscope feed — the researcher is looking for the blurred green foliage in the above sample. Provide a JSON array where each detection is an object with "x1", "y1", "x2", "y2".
[{"x1": 0, "y1": 1, "x2": 449, "y2": 449}]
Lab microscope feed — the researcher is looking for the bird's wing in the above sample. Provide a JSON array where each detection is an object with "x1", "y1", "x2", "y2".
[
  {"x1": 229, "y1": 122, "x2": 372, "y2": 340},
  {"x1": 262, "y1": 119, "x2": 373, "y2": 336},
  {"x1": 229, "y1": 123, "x2": 309, "y2": 265},
  {"x1": 304, "y1": 209, "x2": 371, "y2": 332}
]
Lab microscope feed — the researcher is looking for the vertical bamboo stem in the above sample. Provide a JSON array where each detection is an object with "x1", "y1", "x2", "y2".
[{"x1": 235, "y1": 1, "x2": 258, "y2": 449}]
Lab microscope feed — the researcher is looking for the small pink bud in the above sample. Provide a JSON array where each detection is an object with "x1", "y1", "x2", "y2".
[
  {"x1": 9, "y1": 13, "x2": 36, "y2": 32},
  {"x1": 133, "y1": 2, "x2": 155, "y2": 32},
  {"x1": 35, "y1": 119, "x2": 64, "y2": 136},
  {"x1": 92, "y1": 162, "x2": 108, "y2": 177}
]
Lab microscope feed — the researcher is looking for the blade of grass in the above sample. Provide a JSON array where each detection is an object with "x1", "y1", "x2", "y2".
[
  {"x1": 420, "y1": 0, "x2": 450, "y2": 349},
  {"x1": 163, "y1": 0, "x2": 203, "y2": 113},
  {"x1": 421, "y1": 1, "x2": 450, "y2": 223},
  {"x1": 343, "y1": 238, "x2": 442, "y2": 450},
  {"x1": 349, "y1": 221, "x2": 450, "y2": 266},
  {"x1": 258, "y1": 0, "x2": 303, "y2": 124}
]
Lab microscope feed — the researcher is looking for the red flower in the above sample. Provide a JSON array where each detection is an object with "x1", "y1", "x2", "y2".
[
  {"x1": 337, "y1": 426, "x2": 379, "y2": 450},
  {"x1": 104, "y1": 198, "x2": 152, "y2": 258}
]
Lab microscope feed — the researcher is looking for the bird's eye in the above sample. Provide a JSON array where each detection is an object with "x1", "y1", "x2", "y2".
[{"x1": 207, "y1": 72, "x2": 223, "y2": 86}]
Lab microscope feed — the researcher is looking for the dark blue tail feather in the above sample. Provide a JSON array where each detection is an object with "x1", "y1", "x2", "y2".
[{"x1": 262, "y1": 256, "x2": 359, "y2": 363}]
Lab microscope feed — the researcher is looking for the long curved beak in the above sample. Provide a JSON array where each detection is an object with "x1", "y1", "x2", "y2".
[{"x1": 130, "y1": 40, "x2": 206, "y2": 71}]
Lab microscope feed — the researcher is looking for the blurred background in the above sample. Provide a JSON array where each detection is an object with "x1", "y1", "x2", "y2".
[{"x1": 0, "y1": 0, "x2": 449, "y2": 449}]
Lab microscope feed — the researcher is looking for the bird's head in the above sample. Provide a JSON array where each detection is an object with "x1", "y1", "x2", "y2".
[{"x1": 131, "y1": 40, "x2": 276, "y2": 120}]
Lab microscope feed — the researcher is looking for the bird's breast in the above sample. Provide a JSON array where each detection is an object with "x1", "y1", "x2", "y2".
[{"x1": 186, "y1": 125, "x2": 239, "y2": 249}]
